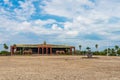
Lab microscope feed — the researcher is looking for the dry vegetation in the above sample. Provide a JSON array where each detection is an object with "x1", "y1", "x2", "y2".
[{"x1": 0, "y1": 55, "x2": 120, "y2": 80}]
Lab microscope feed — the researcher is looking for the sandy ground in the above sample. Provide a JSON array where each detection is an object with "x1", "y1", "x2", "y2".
[{"x1": 0, "y1": 55, "x2": 120, "y2": 80}]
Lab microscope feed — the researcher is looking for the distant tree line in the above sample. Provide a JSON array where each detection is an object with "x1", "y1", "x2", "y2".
[{"x1": 76, "y1": 44, "x2": 120, "y2": 56}]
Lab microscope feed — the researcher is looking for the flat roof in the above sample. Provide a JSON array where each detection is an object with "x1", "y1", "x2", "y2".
[{"x1": 13, "y1": 44, "x2": 75, "y2": 48}]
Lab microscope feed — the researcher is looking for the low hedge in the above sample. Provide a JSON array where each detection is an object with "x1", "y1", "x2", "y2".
[{"x1": 0, "y1": 51, "x2": 11, "y2": 56}]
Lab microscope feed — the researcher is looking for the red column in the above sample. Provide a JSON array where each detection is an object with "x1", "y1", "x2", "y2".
[
  {"x1": 70, "y1": 47, "x2": 72, "y2": 55},
  {"x1": 42, "y1": 47, "x2": 44, "y2": 54},
  {"x1": 12, "y1": 47, "x2": 15, "y2": 55},
  {"x1": 46, "y1": 47, "x2": 48, "y2": 54},
  {"x1": 50, "y1": 47, "x2": 52, "y2": 55}
]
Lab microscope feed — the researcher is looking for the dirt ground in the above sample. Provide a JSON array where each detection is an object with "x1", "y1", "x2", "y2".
[{"x1": 0, "y1": 55, "x2": 120, "y2": 80}]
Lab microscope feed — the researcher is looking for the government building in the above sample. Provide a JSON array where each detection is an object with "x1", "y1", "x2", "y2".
[{"x1": 10, "y1": 41, "x2": 75, "y2": 55}]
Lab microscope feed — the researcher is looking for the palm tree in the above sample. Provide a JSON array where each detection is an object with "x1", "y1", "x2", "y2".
[
  {"x1": 104, "y1": 49, "x2": 107, "y2": 54},
  {"x1": 86, "y1": 47, "x2": 91, "y2": 51},
  {"x1": 111, "y1": 48, "x2": 115, "y2": 55},
  {"x1": 95, "y1": 44, "x2": 98, "y2": 52},
  {"x1": 107, "y1": 48, "x2": 111, "y2": 56},
  {"x1": 115, "y1": 45, "x2": 119, "y2": 56},
  {"x1": 3, "y1": 43, "x2": 8, "y2": 50},
  {"x1": 86, "y1": 47, "x2": 92, "y2": 58},
  {"x1": 79, "y1": 45, "x2": 82, "y2": 54},
  {"x1": 13, "y1": 44, "x2": 16, "y2": 47}
]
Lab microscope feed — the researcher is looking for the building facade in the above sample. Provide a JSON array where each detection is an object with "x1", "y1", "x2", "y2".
[{"x1": 10, "y1": 42, "x2": 75, "y2": 55}]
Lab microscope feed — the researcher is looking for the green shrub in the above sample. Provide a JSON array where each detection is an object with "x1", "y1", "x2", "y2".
[
  {"x1": 74, "y1": 50, "x2": 86, "y2": 55},
  {"x1": 117, "y1": 49, "x2": 120, "y2": 55},
  {"x1": 74, "y1": 50, "x2": 81, "y2": 55},
  {"x1": 99, "y1": 51, "x2": 106, "y2": 55},
  {"x1": 0, "y1": 51, "x2": 10, "y2": 56},
  {"x1": 93, "y1": 52, "x2": 99, "y2": 55}
]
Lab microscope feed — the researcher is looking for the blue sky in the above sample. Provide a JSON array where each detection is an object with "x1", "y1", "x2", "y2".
[{"x1": 0, "y1": 0, "x2": 120, "y2": 51}]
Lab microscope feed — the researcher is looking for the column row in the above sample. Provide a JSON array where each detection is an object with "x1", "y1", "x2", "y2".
[{"x1": 37, "y1": 47, "x2": 52, "y2": 54}]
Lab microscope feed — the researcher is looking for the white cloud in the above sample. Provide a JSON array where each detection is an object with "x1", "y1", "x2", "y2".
[
  {"x1": 40, "y1": 0, "x2": 120, "y2": 41},
  {"x1": 0, "y1": 0, "x2": 120, "y2": 50},
  {"x1": 40, "y1": 0, "x2": 73, "y2": 18},
  {"x1": 13, "y1": 0, "x2": 35, "y2": 21},
  {"x1": 51, "y1": 24, "x2": 62, "y2": 30},
  {"x1": 4, "y1": 0, "x2": 13, "y2": 6},
  {"x1": 94, "y1": 0, "x2": 120, "y2": 17},
  {"x1": 41, "y1": 0, "x2": 95, "y2": 18},
  {"x1": 4, "y1": 0, "x2": 9, "y2": 4},
  {"x1": 34, "y1": 19, "x2": 56, "y2": 25}
]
